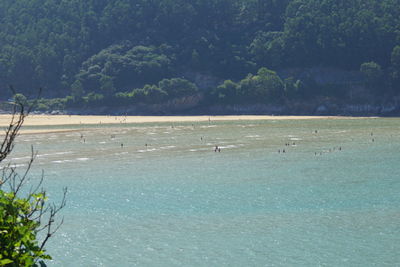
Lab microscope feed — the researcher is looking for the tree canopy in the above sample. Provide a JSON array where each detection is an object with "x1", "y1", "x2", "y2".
[{"x1": 0, "y1": 0, "x2": 399, "y2": 108}]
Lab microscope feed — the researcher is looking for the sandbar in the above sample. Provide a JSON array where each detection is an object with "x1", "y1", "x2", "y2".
[{"x1": 0, "y1": 114, "x2": 354, "y2": 128}]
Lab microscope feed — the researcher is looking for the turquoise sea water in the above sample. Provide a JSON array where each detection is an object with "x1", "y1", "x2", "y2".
[{"x1": 7, "y1": 118, "x2": 400, "y2": 266}]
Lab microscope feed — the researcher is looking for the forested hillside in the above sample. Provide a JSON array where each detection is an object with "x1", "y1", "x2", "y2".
[{"x1": 1, "y1": 0, "x2": 400, "y2": 114}]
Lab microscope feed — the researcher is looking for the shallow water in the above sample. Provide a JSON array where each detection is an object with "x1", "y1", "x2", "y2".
[{"x1": 6, "y1": 118, "x2": 400, "y2": 266}]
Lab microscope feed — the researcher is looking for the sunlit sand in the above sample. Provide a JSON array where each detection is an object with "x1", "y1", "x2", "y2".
[{"x1": 0, "y1": 114, "x2": 361, "y2": 129}]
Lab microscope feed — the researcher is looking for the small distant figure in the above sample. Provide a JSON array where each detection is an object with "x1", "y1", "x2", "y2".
[
  {"x1": 145, "y1": 143, "x2": 148, "y2": 147},
  {"x1": 121, "y1": 143, "x2": 124, "y2": 148},
  {"x1": 200, "y1": 137, "x2": 203, "y2": 141},
  {"x1": 372, "y1": 138, "x2": 375, "y2": 142},
  {"x1": 83, "y1": 138, "x2": 86, "y2": 143},
  {"x1": 315, "y1": 130, "x2": 318, "y2": 134},
  {"x1": 315, "y1": 152, "x2": 317, "y2": 156},
  {"x1": 293, "y1": 142, "x2": 295, "y2": 146},
  {"x1": 283, "y1": 149, "x2": 285, "y2": 153},
  {"x1": 218, "y1": 148, "x2": 221, "y2": 152},
  {"x1": 339, "y1": 147, "x2": 342, "y2": 151},
  {"x1": 215, "y1": 145, "x2": 218, "y2": 152}
]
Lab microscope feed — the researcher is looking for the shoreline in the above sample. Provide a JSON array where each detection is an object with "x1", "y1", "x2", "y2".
[{"x1": 0, "y1": 114, "x2": 372, "y2": 128}]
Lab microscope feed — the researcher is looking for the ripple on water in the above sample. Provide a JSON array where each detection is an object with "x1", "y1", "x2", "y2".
[{"x1": 22, "y1": 118, "x2": 400, "y2": 266}]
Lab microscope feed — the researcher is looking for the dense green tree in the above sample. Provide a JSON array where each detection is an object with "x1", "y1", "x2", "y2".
[
  {"x1": 237, "y1": 67, "x2": 284, "y2": 103},
  {"x1": 70, "y1": 80, "x2": 84, "y2": 100},
  {"x1": 0, "y1": 0, "x2": 399, "y2": 104},
  {"x1": 391, "y1": 45, "x2": 400, "y2": 92},
  {"x1": 158, "y1": 78, "x2": 198, "y2": 98},
  {"x1": 142, "y1": 85, "x2": 168, "y2": 104},
  {"x1": 212, "y1": 80, "x2": 239, "y2": 103},
  {"x1": 283, "y1": 77, "x2": 298, "y2": 99},
  {"x1": 360, "y1": 61, "x2": 384, "y2": 93},
  {"x1": 12, "y1": 93, "x2": 27, "y2": 105},
  {"x1": 392, "y1": 46, "x2": 400, "y2": 69},
  {"x1": 99, "y1": 75, "x2": 116, "y2": 97},
  {"x1": 76, "y1": 44, "x2": 175, "y2": 91}
]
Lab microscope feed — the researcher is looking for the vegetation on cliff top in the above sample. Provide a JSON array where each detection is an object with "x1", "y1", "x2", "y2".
[{"x1": 1, "y1": 0, "x2": 400, "y2": 111}]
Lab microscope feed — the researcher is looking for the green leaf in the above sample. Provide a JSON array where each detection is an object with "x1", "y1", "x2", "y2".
[{"x1": 0, "y1": 258, "x2": 13, "y2": 265}]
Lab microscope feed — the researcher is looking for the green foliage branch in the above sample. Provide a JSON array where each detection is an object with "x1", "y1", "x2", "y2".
[{"x1": 0, "y1": 99, "x2": 67, "y2": 266}]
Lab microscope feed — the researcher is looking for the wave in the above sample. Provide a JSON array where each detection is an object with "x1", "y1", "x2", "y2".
[
  {"x1": 137, "y1": 148, "x2": 157, "y2": 153},
  {"x1": 76, "y1": 158, "x2": 90, "y2": 161},
  {"x1": 51, "y1": 157, "x2": 90, "y2": 164},
  {"x1": 245, "y1": 135, "x2": 261, "y2": 138},
  {"x1": 200, "y1": 125, "x2": 217, "y2": 128},
  {"x1": 219, "y1": 144, "x2": 238, "y2": 149},
  {"x1": 37, "y1": 151, "x2": 73, "y2": 158},
  {"x1": 52, "y1": 160, "x2": 72, "y2": 164},
  {"x1": 11, "y1": 156, "x2": 31, "y2": 161},
  {"x1": 160, "y1": 146, "x2": 176, "y2": 150}
]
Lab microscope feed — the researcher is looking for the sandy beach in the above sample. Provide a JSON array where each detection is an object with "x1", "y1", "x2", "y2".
[
  {"x1": 0, "y1": 114, "x2": 365, "y2": 134},
  {"x1": 0, "y1": 114, "x2": 352, "y2": 128}
]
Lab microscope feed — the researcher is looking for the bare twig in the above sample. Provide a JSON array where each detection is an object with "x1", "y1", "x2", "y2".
[
  {"x1": 39, "y1": 187, "x2": 67, "y2": 250},
  {"x1": 0, "y1": 89, "x2": 67, "y2": 262}
]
